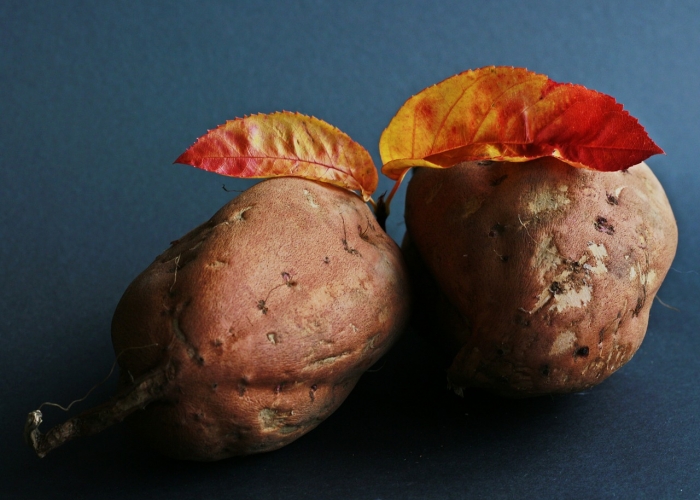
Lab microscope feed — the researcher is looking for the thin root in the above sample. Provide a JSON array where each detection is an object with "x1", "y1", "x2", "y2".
[
  {"x1": 517, "y1": 214, "x2": 536, "y2": 243},
  {"x1": 25, "y1": 365, "x2": 171, "y2": 458},
  {"x1": 170, "y1": 254, "x2": 181, "y2": 293},
  {"x1": 37, "y1": 343, "x2": 159, "y2": 413},
  {"x1": 655, "y1": 295, "x2": 680, "y2": 312}
]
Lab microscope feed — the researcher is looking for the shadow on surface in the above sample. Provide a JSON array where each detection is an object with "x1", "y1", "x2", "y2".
[{"x1": 7, "y1": 325, "x2": 597, "y2": 499}]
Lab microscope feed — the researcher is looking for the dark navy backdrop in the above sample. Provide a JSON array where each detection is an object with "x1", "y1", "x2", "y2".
[{"x1": 2, "y1": 1, "x2": 698, "y2": 498}]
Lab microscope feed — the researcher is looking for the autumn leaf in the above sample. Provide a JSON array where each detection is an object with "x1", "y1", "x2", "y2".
[
  {"x1": 176, "y1": 112, "x2": 378, "y2": 201},
  {"x1": 380, "y1": 66, "x2": 663, "y2": 180}
]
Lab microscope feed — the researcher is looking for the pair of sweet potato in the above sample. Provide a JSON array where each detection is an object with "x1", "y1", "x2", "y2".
[
  {"x1": 26, "y1": 68, "x2": 678, "y2": 461},
  {"x1": 109, "y1": 156, "x2": 675, "y2": 460}
]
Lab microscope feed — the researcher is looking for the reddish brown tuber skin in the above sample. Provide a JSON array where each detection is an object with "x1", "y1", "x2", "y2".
[
  {"x1": 112, "y1": 177, "x2": 411, "y2": 460},
  {"x1": 404, "y1": 158, "x2": 677, "y2": 397},
  {"x1": 27, "y1": 177, "x2": 409, "y2": 461},
  {"x1": 109, "y1": 177, "x2": 410, "y2": 460}
]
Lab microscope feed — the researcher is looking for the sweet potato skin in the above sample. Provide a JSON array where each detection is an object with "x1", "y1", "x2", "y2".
[
  {"x1": 405, "y1": 158, "x2": 677, "y2": 397},
  {"x1": 111, "y1": 177, "x2": 409, "y2": 460}
]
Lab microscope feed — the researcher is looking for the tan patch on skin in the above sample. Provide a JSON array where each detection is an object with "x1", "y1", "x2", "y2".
[
  {"x1": 301, "y1": 351, "x2": 351, "y2": 371},
  {"x1": 526, "y1": 234, "x2": 598, "y2": 314},
  {"x1": 630, "y1": 262, "x2": 657, "y2": 288},
  {"x1": 258, "y1": 408, "x2": 294, "y2": 431},
  {"x1": 461, "y1": 197, "x2": 482, "y2": 219},
  {"x1": 377, "y1": 305, "x2": 390, "y2": 324},
  {"x1": 526, "y1": 188, "x2": 570, "y2": 215},
  {"x1": 586, "y1": 243, "x2": 608, "y2": 275},
  {"x1": 303, "y1": 189, "x2": 320, "y2": 208},
  {"x1": 639, "y1": 173, "x2": 657, "y2": 195},
  {"x1": 630, "y1": 262, "x2": 657, "y2": 286},
  {"x1": 527, "y1": 237, "x2": 563, "y2": 313},
  {"x1": 425, "y1": 179, "x2": 444, "y2": 205},
  {"x1": 645, "y1": 269, "x2": 657, "y2": 288},
  {"x1": 363, "y1": 333, "x2": 380, "y2": 353},
  {"x1": 528, "y1": 289, "x2": 553, "y2": 315},
  {"x1": 549, "y1": 283, "x2": 592, "y2": 313},
  {"x1": 533, "y1": 236, "x2": 563, "y2": 279},
  {"x1": 231, "y1": 206, "x2": 253, "y2": 222}
]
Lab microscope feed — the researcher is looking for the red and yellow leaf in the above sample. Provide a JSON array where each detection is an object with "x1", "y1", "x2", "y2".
[
  {"x1": 380, "y1": 66, "x2": 663, "y2": 180},
  {"x1": 176, "y1": 112, "x2": 378, "y2": 201}
]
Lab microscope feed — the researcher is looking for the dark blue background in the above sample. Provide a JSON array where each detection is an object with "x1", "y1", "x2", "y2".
[{"x1": 2, "y1": 1, "x2": 698, "y2": 498}]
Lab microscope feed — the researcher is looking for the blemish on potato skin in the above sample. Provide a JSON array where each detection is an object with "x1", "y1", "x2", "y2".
[
  {"x1": 532, "y1": 235, "x2": 562, "y2": 278},
  {"x1": 526, "y1": 188, "x2": 570, "y2": 215},
  {"x1": 357, "y1": 218, "x2": 376, "y2": 242},
  {"x1": 495, "y1": 252, "x2": 509, "y2": 262},
  {"x1": 340, "y1": 215, "x2": 361, "y2": 256},
  {"x1": 281, "y1": 271, "x2": 297, "y2": 287},
  {"x1": 231, "y1": 206, "x2": 253, "y2": 222},
  {"x1": 594, "y1": 216, "x2": 615, "y2": 235},
  {"x1": 302, "y1": 351, "x2": 351, "y2": 371},
  {"x1": 574, "y1": 346, "x2": 590, "y2": 358},
  {"x1": 424, "y1": 179, "x2": 444, "y2": 204},
  {"x1": 488, "y1": 223, "x2": 506, "y2": 237},
  {"x1": 303, "y1": 189, "x2": 320, "y2": 208},
  {"x1": 490, "y1": 174, "x2": 508, "y2": 186},
  {"x1": 549, "y1": 283, "x2": 592, "y2": 313},
  {"x1": 587, "y1": 243, "x2": 608, "y2": 274},
  {"x1": 633, "y1": 297, "x2": 645, "y2": 317},
  {"x1": 277, "y1": 425, "x2": 301, "y2": 435},
  {"x1": 363, "y1": 333, "x2": 380, "y2": 353},
  {"x1": 258, "y1": 408, "x2": 281, "y2": 430},
  {"x1": 172, "y1": 316, "x2": 204, "y2": 365},
  {"x1": 461, "y1": 197, "x2": 482, "y2": 219},
  {"x1": 549, "y1": 330, "x2": 576, "y2": 356},
  {"x1": 598, "y1": 309, "x2": 624, "y2": 347}
]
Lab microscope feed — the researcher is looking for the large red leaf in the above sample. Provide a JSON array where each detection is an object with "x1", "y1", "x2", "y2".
[
  {"x1": 176, "y1": 112, "x2": 378, "y2": 201},
  {"x1": 380, "y1": 66, "x2": 663, "y2": 180}
]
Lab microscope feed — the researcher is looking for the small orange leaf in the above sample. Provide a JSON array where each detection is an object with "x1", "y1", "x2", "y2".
[
  {"x1": 380, "y1": 66, "x2": 663, "y2": 180},
  {"x1": 176, "y1": 112, "x2": 378, "y2": 201}
]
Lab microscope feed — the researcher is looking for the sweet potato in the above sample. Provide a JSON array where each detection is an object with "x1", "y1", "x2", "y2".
[
  {"x1": 404, "y1": 158, "x2": 677, "y2": 397},
  {"x1": 27, "y1": 177, "x2": 409, "y2": 460}
]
